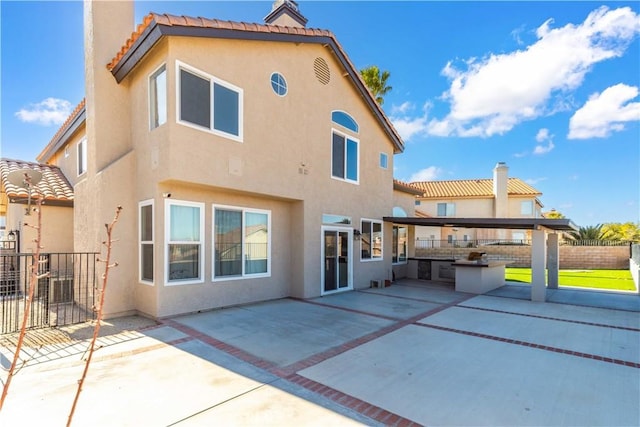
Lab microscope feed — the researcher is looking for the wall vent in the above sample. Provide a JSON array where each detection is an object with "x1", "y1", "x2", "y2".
[{"x1": 313, "y1": 57, "x2": 330, "y2": 85}]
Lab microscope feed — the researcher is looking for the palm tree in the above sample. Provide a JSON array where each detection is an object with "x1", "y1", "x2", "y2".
[
  {"x1": 567, "y1": 224, "x2": 611, "y2": 241},
  {"x1": 359, "y1": 65, "x2": 392, "y2": 106}
]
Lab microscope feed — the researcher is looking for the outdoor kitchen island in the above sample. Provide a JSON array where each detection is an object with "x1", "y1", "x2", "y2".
[{"x1": 451, "y1": 261, "x2": 510, "y2": 294}]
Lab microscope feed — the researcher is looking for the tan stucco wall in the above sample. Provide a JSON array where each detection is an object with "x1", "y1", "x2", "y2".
[
  {"x1": 74, "y1": 4, "x2": 401, "y2": 318},
  {"x1": 46, "y1": 122, "x2": 87, "y2": 187},
  {"x1": 6, "y1": 204, "x2": 73, "y2": 253}
]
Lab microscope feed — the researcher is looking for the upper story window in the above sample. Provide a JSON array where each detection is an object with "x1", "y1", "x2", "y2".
[
  {"x1": 177, "y1": 61, "x2": 243, "y2": 142},
  {"x1": 521, "y1": 200, "x2": 533, "y2": 216},
  {"x1": 331, "y1": 129, "x2": 359, "y2": 183},
  {"x1": 437, "y1": 202, "x2": 455, "y2": 217},
  {"x1": 379, "y1": 152, "x2": 388, "y2": 169},
  {"x1": 331, "y1": 111, "x2": 358, "y2": 133},
  {"x1": 149, "y1": 64, "x2": 167, "y2": 130},
  {"x1": 270, "y1": 72, "x2": 287, "y2": 96},
  {"x1": 77, "y1": 137, "x2": 87, "y2": 176}
]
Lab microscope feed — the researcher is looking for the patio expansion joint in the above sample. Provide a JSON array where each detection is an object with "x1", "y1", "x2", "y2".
[
  {"x1": 458, "y1": 305, "x2": 640, "y2": 332},
  {"x1": 416, "y1": 323, "x2": 640, "y2": 369}
]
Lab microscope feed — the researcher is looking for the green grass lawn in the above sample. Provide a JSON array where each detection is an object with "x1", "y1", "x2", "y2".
[{"x1": 505, "y1": 268, "x2": 637, "y2": 291}]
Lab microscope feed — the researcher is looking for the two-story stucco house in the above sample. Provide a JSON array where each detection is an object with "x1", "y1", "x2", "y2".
[
  {"x1": 33, "y1": 0, "x2": 415, "y2": 319},
  {"x1": 413, "y1": 162, "x2": 543, "y2": 245}
]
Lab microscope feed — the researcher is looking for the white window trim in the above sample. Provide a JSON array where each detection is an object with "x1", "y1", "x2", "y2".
[
  {"x1": 270, "y1": 71, "x2": 287, "y2": 97},
  {"x1": 149, "y1": 63, "x2": 167, "y2": 131},
  {"x1": 176, "y1": 60, "x2": 244, "y2": 142},
  {"x1": 330, "y1": 128, "x2": 360, "y2": 185},
  {"x1": 77, "y1": 137, "x2": 87, "y2": 177},
  {"x1": 521, "y1": 200, "x2": 534, "y2": 216},
  {"x1": 64, "y1": 146, "x2": 69, "y2": 158},
  {"x1": 360, "y1": 218, "x2": 383, "y2": 262},
  {"x1": 212, "y1": 204, "x2": 272, "y2": 282},
  {"x1": 379, "y1": 152, "x2": 388, "y2": 169},
  {"x1": 139, "y1": 199, "x2": 154, "y2": 286},
  {"x1": 164, "y1": 199, "x2": 205, "y2": 286},
  {"x1": 393, "y1": 225, "x2": 408, "y2": 265},
  {"x1": 437, "y1": 202, "x2": 456, "y2": 217}
]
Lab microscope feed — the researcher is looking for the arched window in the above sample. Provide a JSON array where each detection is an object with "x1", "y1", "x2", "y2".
[
  {"x1": 331, "y1": 111, "x2": 358, "y2": 133},
  {"x1": 392, "y1": 207, "x2": 407, "y2": 217}
]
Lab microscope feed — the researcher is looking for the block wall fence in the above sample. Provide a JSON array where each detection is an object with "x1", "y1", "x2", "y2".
[{"x1": 415, "y1": 245, "x2": 630, "y2": 269}]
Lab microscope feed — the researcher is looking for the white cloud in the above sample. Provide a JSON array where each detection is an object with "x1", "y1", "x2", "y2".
[
  {"x1": 568, "y1": 83, "x2": 640, "y2": 139},
  {"x1": 533, "y1": 128, "x2": 555, "y2": 155},
  {"x1": 525, "y1": 177, "x2": 548, "y2": 185},
  {"x1": 15, "y1": 98, "x2": 72, "y2": 126},
  {"x1": 430, "y1": 6, "x2": 640, "y2": 137},
  {"x1": 390, "y1": 101, "x2": 432, "y2": 142},
  {"x1": 408, "y1": 166, "x2": 442, "y2": 182}
]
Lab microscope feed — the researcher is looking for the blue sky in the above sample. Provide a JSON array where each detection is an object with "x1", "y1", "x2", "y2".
[{"x1": 1, "y1": 1, "x2": 639, "y2": 227}]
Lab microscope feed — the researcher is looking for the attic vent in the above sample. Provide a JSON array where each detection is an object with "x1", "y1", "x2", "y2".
[{"x1": 313, "y1": 57, "x2": 330, "y2": 85}]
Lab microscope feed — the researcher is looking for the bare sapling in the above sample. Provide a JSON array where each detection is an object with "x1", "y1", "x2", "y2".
[
  {"x1": 0, "y1": 188, "x2": 47, "y2": 412},
  {"x1": 67, "y1": 205, "x2": 122, "y2": 427}
]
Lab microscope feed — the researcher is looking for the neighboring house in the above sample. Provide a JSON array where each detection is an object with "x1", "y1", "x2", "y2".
[
  {"x1": 34, "y1": 0, "x2": 412, "y2": 319},
  {"x1": 0, "y1": 159, "x2": 74, "y2": 254},
  {"x1": 412, "y1": 162, "x2": 543, "y2": 244}
]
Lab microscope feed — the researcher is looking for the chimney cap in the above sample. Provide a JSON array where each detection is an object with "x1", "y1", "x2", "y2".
[
  {"x1": 495, "y1": 161, "x2": 508, "y2": 169},
  {"x1": 265, "y1": 0, "x2": 308, "y2": 27}
]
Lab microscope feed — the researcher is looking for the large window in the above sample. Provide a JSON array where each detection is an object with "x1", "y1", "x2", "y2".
[
  {"x1": 213, "y1": 206, "x2": 270, "y2": 280},
  {"x1": 521, "y1": 200, "x2": 533, "y2": 216},
  {"x1": 177, "y1": 62, "x2": 243, "y2": 141},
  {"x1": 392, "y1": 225, "x2": 407, "y2": 264},
  {"x1": 437, "y1": 202, "x2": 455, "y2": 217},
  {"x1": 331, "y1": 130, "x2": 359, "y2": 183},
  {"x1": 139, "y1": 200, "x2": 154, "y2": 284},
  {"x1": 77, "y1": 137, "x2": 87, "y2": 176},
  {"x1": 149, "y1": 64, "x2": 167, "y2": 129},
  {"x1": 165, "y1": 200, "x2": 204, "y2": 284},
  {"x1": 361, "y1": 219, "x2": 382, "y2": 261}
]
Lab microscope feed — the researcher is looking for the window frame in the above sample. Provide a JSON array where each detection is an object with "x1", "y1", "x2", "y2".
[
  {"x1": 331, "y1": 128, "x2": 359, "y2": 184},
  {"x1": 270, "y1": 72, "x2": 287, "y2": 96},
  {"x1": 392, "y1": 225, "x2": 408, "y2": 265},
  {"x1": 379, "y1": 152, "x2": 388, "y2": 169},
  {"x1": 437, "y1": 202, "x2": 456, "y2": 217},
  {"x1": 164, "y1": 199, "x2": 205, "y2": 286},
  {"x1": 77, "y1": 137, "x2": 87, "y2": 176},
  {"x1": 360, "y1": 219, "x2": 383, "y2": 262},
  {"x1": 176, "y1": 60, "x2": 244, "y2": 142},
  {"x1": 149, "y1": 63, "x2": 167, "y2": 130},
  {"x1": 521, "y1": 200, "x2": 534, "y2": 216},
  {"x1": 139, "y1": 200, "x2": 154, "y2": 285},
  {"x1": 212, "y1": 204, "x2": 272, "y2": 281}
]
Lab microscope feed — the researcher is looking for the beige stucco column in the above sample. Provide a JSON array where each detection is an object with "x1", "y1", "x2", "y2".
[
  {"x1": 547, "y1": 232, "x2": 559, "y2": 289},
  {"x1": 531, "y1": 229, "x2": 547, "y2": 302}
]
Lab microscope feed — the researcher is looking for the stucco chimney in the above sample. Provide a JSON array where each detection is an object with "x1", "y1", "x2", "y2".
[
  {"x1": 493, "y1": 162, "x2": 508, "y2": 218},
  {"x1": 264, "y1": 0, "x2": 308, "y2": 27}
]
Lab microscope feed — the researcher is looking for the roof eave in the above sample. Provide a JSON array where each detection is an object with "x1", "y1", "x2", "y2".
[
  {"x1": 109, "y1": 20, "x2": 405, "y2": 153},
  {"x1": 37, "y1": 107, "x2": 86, "y2": 163}
]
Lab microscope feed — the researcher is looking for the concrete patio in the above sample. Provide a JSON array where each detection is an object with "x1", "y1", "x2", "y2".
[{"x1": 0, "y1": 280, "x2": 638, "y2": 426}]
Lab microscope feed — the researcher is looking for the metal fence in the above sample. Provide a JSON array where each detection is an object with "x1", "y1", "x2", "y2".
[{"x1": 0, "y1": 252, "x2": 98, "y2": 334}]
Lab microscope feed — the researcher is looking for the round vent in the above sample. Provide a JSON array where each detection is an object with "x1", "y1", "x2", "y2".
[{"x1": 313, "y1": 57, "x2": 330, "y2": 85}]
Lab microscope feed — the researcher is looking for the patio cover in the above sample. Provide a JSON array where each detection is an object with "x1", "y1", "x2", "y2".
[{"x1": 383, "y1": 216, "x2": 579, "y2": 302}]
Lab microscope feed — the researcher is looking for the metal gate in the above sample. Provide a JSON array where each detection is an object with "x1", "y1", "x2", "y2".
[{"x1": 0, "y1": 252, "x2": 98, "y2": 334}]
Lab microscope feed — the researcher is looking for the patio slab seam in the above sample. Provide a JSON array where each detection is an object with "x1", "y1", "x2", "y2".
[
  {"x1": 416, "y1": 322, "x2": 640, "y2": 368},
  {"x1": 457, "y1": 305, "x2": 640, "y2": 332}
]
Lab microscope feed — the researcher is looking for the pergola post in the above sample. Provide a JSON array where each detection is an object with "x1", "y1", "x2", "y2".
[
  {"x1": 531, "y1": 229, "x2": 547, "y2": 302},
  {"x1": 547, "y1": 232, "x2": 559, "y2": 289}
]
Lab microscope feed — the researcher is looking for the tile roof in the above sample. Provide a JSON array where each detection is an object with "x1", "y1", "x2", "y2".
[
  {"x1": 105, "y1": 12, "x2": 404, "y2": 153},
  {"x1": 411, "y1": 178, "x2": 541, "y2": 199},
  {"x1": 393, "y1": 179, "x2": 424, "y2": 196},
  {"x1": 0, "y1": 159, "x2": 74, "y2": 203},
  {"x1": 107, "y1": 13, "x2": 333, "y2": 72}
]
